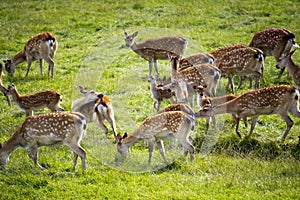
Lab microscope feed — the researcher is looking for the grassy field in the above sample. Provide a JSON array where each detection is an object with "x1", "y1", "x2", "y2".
[{"x1": 0, "y1": 0, "x2": 300, "y2": 199}]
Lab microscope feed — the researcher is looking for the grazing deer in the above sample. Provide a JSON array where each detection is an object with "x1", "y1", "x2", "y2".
[
  {"x1": 0, "y1": 63, "x2": 11, "y2": 106},
  {"x1": 124, "y1": 31, "x2": 187, "y2": 76},
  {"x1": 117, "y1": 111, "x2": 195, "y2": 164},
  {"x1": 0, "y1": 112, "x2": 87, "y2": 171},
  {"x1": 3, "y1": 32, "x2": 58, "y2": 78},
  {"x1": 249, "y1": 28, "x2": 298, "y2": 80},
  {"x1": 196, "y1": 85, "x2": 300, "y2": 142},
  {"x1": 276, "y1": 50, "x2": 300, "y2": 89},
  {"x1": 169, "y1": 55, "x2": 220, "y2": 107},
  {"x1": 216, "y1": 46, "x2": 264, "y2": 94},
  {"x1": 147, "y1": 75, "x2": 175, "y2": 111},
  {"x1": 6, "y1": 84, "x2": 64, "y2": 116},
  {"x1": 72, "y1": 86, "x2": 117, "y2": 139},
  {"x1": 197, "y1": 93, "x2": 248, "y2": 134}
]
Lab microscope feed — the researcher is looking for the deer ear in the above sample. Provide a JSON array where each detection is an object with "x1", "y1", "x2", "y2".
[
  {"x1": 116, "y1": 134, "x2": 123, "y2": 143},
  {"x1": 123, "y1": 132, "x2": 128, "y2": 139},
  {"x1": 133, "y1": 31, "x2": 138, "y2": 37}
]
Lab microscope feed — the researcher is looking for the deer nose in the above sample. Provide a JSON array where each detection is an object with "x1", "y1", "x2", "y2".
[{"x1": 276, "y1": 64, "x2": 280, "y2": 69}]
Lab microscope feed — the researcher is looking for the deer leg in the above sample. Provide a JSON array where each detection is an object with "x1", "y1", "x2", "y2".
[
  {"x1": 28, "y1": 143, "x2": 45, "y2": 170},
  {"x1": 237, "y1": 76, "x2": 246, "y2": 89},
  {"x1": 147, "y1": 138, "x2": 155, "y2": 164},
  {"x1": 68, "y1": 144, "x2": 86, "y2": 170},
  {"x1": 73, "y1": 152, "x2": 78, "y2": 171},
  {"x1": 153, "y1": 59, "x2": 159, "y2": 77},
  {"x1": 95, "y1": 112, "x2": 109, "y2": 136},
  {"x1": 156, "y1": 140, "x2": 167, "y2": 163},
  {"x1": 248, "y1": 116, "x2": 259, "y2": 139},
  {"x1": 235, "y1": 117, "x2": 241, "y2": 138},
  {"x1": 148, "y1": 60, "x2": 154, "y2": 76},
  {"x1": 279, "y1": 112, "x2": 294, "y2": 143},
  {"x1": 254, "y1": 72, "x2": 261, "y2": 90},
  {"x1": 39, "y1": 59, "x2": 43, "y2": 75},
  {"x1": 43, "y1": 57, "x2": 54, "y2": 78},
  {"x1": 25, "y1": 59, "x2": 33, "y2": 77}
]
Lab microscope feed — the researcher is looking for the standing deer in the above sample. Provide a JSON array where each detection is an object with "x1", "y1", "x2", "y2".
[
  {"x1": 169, "y1": 55, "x2": 220, "y2": 107},
  {"x1": 276, "y1": 49, "x2": 300, "y2": 89},
  {"x1": 6, "y1": 84, "x2": 64, "y2": 116},
  {"x1": 0, "y1": 112, "x2": 87, "y2": 171},
  {"x1": 196, "y1": 85, "x2": 300, "y2": 142},
  {"x1": 216, "y1": 47, "x2": 264, "y2": 94},
  {"x1": 117, "y1": 111, "x2": 195, "y2": 164},
  {"x1": 3, "y1": 32, "x2": 58, "y2": 78},
  {"x1": 249, "y1": 28, "x2": 298, "y2": 80},
  {"x1": 147, "y1": 75, "x2": 175, "y2": 111},
  {"x1": 178, "y1": 52, "x2": 215, "y2": 70},
  {"x1": 72, "y1": 86, "x2": 117, "y2": 139},
  {"x1": 124, "y1": 31, "x2": 187, "y2": 76},
  {"x1": 0, "y1": 63, "x2": 11, "y2": 106}
]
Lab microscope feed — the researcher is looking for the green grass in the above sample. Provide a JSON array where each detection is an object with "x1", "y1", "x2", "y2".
[{"x1": 0, "y1": 0, "x2": 300, "y2": 199}]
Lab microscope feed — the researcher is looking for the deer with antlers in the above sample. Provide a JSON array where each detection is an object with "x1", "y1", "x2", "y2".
[
  {"x1": 0, "y1": 112, "x2": 87, "y2": 171},
  {"x1": 197, "y1": 85, "x2": 300, "y2": 142},
  {"x1": 276, "y1": 49, "x2": 300, "y2": 89},
  {"x1": 249, "y1": 28, "x2": 298, "y2": 80},
  {"x1": 3, "y1": 32, "x2": 58, "y2": 78},
  {"x1": 6, "y1": 84, "x2": 64, "y2": 116},
  {"x1": 124, "y1": 31, "x2": 187, "y2": 76},
  {"x1": 72, "y1": 86, "x2": 117, "y2": 139},
  {"x1": 117, "y1": 111, "x2": 195, "y2": 164},
  {"x1": 0, "y1": 63, "x2": 11, "y2": 106}
]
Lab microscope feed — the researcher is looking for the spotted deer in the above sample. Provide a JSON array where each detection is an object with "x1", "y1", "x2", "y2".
[
  {"x1": 0, "y1": 112, "x2": 87, "y2": 171},
  {"x1": 216, "y1": 46, "x2": 264, "y2": 94},
  {"x1": 117, "y1": 111, "x2": 195, "y2": 164},
  {"x1": 6, "y1": 84, "x2": 64, "y2": 116},
  {"x1": 249, "y1": 28, "x2": 298, "y2": 80},
  {"x1": 169, "y1": 55, "x2": 220, "y2": 107},
  {"x1": 276, "y1": 50, "x2": 300, "y2": 89},
  {"x1": 72, "y1": 86, "x2": 117, "y2": 139},
  {"x1": 178, "y1": 52, "x2": 215, "y2": 70},
  {"x1": 3, "y1": 32, "x2": 58, "y2": 78},
  {"x1": 196, "y1": 85, "x2": 300, "y2": 142},
  {"x1": 147, "y1": 75, "x2": 175, "y2": 111},
  {"x1": 124, "y1": 31, "x2": 187, "y2": 76},
  {"x1": 197, "y1": 93, "x2": 248, "y2": 134},
  {"x1": 0, "y1": 63, "x2": 11, "y2": 106}
]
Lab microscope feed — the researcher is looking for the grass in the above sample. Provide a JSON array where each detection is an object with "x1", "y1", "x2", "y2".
[{"x1": 0, "y1": 0, "x2": 300, "y2": 199}]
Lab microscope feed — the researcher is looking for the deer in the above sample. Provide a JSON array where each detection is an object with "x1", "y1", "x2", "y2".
[
  {"x1": 124, "y1": 31, "x2": 187, "y2": 76},
  {"x1": 147, "y1": 75, "x2": 176, "y2": 111},
  {"x1": 276, "y1": 49, "x2": 300, "y2": 89},
  {"x1": 196, "y1": 85, "x2": 300, "y2": 142},
  {"x1": 116, "y1": 111, "x2": 195, "y2": 164},
  {"x1": 249, "y1": 28, "x2": 298, "y2": 80},
  {"x1": 0, "y1": 112, "x2": 87, "y2": 171},
  {"x1": 216, "y1": 46, "x2": 264, "y2": 94},
  {"x1": 72, "y1": 86, "x2": 117, "y2": 140},
  {"x1": 196, "y1": 91, "x2": 248, "y2": 134},
  {"x1": 6, "y1": 84, "x2": 64, "y2": 116},
  {"x1": 169, "y1": 54, "x2": 221, "y2": 107},
  {"x1": 0, "y1": 63, "x2": 11, "y2": 106},
  {"x1": 3, "y1": 32, "x2": 58, "y2": 78},
  {"x1": 178, "y1": 52, "x2": 215, "y2": 70}
]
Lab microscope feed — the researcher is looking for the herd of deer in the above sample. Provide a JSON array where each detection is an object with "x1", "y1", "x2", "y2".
[{"x1": 0, "y1": 28, "x2": 300, "y2": 171}]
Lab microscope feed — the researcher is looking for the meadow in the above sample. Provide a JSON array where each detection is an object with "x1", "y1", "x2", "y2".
[{"x1": 0, "y1": 0, "x2": 299, "y2": 199}]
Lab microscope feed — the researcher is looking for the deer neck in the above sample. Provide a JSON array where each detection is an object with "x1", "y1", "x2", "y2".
[
  {"x1": 149, "y1": 82, "x2": 158, "y2": 98},
  {"x1": 130, "y1": 41, "x2": 139, "y2": 51},
  {"x1": 10, "y1": 88, "x2": 22, "y2": 105},
  {"x1": 286, "y1": 58, "x2": 298, "y2": 76},
  {"x1": 1, "y1": 127, "x2": 23, "y2": 155},
  {"x1": 122, "y1": 129, "x2": 143, "y2": 148},
  {"x1": 210, "y1": 100, "x2": 238, "y2": 115},
  {"x1": 11, "y1": 50, "x2": 26, "y2": 65}
]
